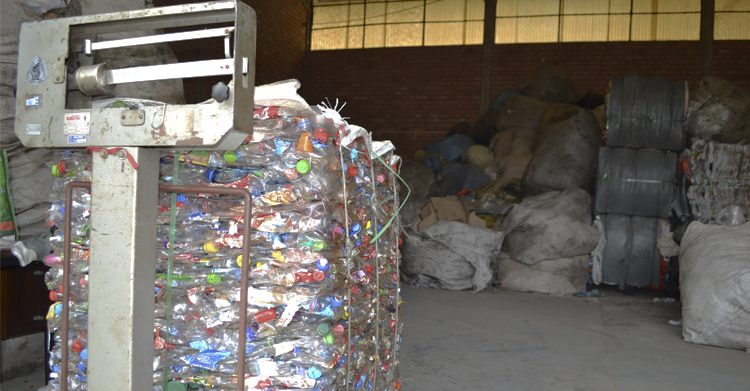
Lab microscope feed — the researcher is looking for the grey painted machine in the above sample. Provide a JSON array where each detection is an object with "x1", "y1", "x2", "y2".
[{"x1": 15, "y1": 0, "x2": 255, "y2": 149}]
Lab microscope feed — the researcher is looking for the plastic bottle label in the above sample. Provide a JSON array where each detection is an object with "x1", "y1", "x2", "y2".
[
  {"x1": 276, "y1": 303, "x2": 300, "y2": 327},
  {"x1": 273, "y1": 340, "x2": 296, "y2": 355},
  {"x1": 256, "y1": 359, "x2": 279, "y2": 376}
]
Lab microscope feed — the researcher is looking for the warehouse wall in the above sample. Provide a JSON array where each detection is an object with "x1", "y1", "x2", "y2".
[
  {"x1": 154, "y1": 0, "x2": 309, "y2": 103},
  {"x1": 304, "y1": 41, "x2": 750, "y2": 158}
]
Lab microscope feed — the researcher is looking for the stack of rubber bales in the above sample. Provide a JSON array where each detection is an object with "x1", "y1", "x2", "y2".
[
  {"x1": 594, "y1": 75, "x2": 687, "y2": 286},
  {"x1": 41, "y1": 89, "x2": 404, "y2": 391}
]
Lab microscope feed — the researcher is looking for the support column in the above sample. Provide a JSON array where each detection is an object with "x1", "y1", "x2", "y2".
[
  {"x1": 700, "y1": 0, "x2": 715, "y2": 78},
  {"x1": 480, "y1": 0, "x2": 496, "y2": 115},
  {"x1": 88, "y1": 147, "x2": 160, "y2": 391}
]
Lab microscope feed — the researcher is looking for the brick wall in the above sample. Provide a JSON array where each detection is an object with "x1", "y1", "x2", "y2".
[
  {"x1": 304, "y1": 40, "x2": 750, "y2": 158},
  {"x1": 154, "y1": 0, "x2": 309, "y2": 103}
]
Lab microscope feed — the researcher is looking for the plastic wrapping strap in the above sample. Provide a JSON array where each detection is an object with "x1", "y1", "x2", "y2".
[
  {"x1": 600, "y1": 160, "x2": 674, "y2": 189},
  {"x1": 606, "y1": 117, "x2": 685, "y2": 123},
  {"x1": 364, "y1": 134, "x2": 381, "y2": 363},
  {"x1": 163, "y1": 153, "x2": 180, "y2": 387},
  {"x1": 389, "y1": 156, "x2": 402, "y2": 373},
  {"x1": 369, "y1": 154, "x2": 410, "y2": 243},
  {"x1": 337, "y1": 142, "x2": 352, "y2": 391}
]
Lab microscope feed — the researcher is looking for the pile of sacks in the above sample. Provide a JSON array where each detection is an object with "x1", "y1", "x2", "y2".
[
  {"x1": 414, "y1": 61, "x2": 605, "y2": 199},
  {"x1": 401, "y1": 61, "x2": 605, "y2": 295}
]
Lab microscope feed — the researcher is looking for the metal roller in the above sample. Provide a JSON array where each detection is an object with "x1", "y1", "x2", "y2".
[{"x1": 75, "y1": 63, "x2": 116, "y2": 96}]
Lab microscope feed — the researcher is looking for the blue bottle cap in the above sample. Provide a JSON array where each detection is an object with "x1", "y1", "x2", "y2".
[
  {"x1": 176, "y1": 195, "x2": 188, "y2": 203},
  {"x1": 307, "y1": 366, "x2": 322, "y2": 379},
  {"x1": 316, "y1": 259, "x2": 329, "y2": 271},
  {"x1": 351, "y1": 223, "x2": 361, "y2": 233},
  {"x1": 80, "y1": 349, "x2": 87, "y2": 360},
  {"x1": 331, "y1": 296, "x2": 343, "y2": 307}
]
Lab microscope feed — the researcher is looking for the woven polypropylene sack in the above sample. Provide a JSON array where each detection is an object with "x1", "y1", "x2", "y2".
[
  {"x1": 495, "y1": 95, "x2": 550, "y2": 134},
  {"x1": 498, "y1": 254, "x2": 589, "y2": 295},
  {"x1": 402, "y1": 221, "x2": 504, "y2": 291},
  {"x1": 501, "y1": 187, "x2": 600, "y2": 265},
  {"x1": 518, "y1": 61, "x2": 578, "y2": 105},
  {"x1": 522, "y1": 110, "x2": 601, "y2": 195},
  {"x1": 679, "y1": 221, "x2": 750, "y2": 350}
]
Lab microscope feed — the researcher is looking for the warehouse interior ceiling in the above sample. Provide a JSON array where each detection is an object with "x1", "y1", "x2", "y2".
[{"x1": 311, "y1": 0, "x2": 750, "y2": 50}]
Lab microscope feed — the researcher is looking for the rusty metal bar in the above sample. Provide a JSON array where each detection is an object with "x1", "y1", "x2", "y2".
[
  {"x1": 160, "y1": 185, "x2": 252, "y2": 391},
  {"x1": 62, "y1": 182, "x2": 252, "y2": 391},
  {"x1": 61, "y1": 181, "x2": 92, "y2": 391}
]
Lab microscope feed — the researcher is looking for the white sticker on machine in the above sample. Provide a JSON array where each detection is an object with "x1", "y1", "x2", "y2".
[{"x1": 64, "y1": 113, "x2": 90, "y2": 135}]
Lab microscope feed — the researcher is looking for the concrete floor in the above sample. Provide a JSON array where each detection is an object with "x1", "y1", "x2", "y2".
[
  {"x1": 3, "y1": 285, "x2": 749, "y2": 391},
  {"x1": 400, "y1": 284, "x2": 750, "y2": 391},
  {"x1": 1, "y1": 366, "x2": 45, "y2": 391}
]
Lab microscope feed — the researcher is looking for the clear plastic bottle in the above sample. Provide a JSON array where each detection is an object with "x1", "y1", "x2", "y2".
[
  {"x1": 203, "y1": 168, "x2": 248, "y2": 184},
  {"x1": 180, "y1": 150, "x2": 240, "y2": 168}
]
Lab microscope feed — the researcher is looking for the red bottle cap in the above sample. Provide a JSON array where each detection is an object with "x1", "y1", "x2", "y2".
[
  {"x1": 71, "y1": 339, "x2": 84, "y2": 353},
  {"x1": 49, "y1": 290, "x2": 58, "y2": 301},
  {"x1": 377, "y1": 174, "x2": 385, "y2": 183},
  {"x1": 284, "y1": 167, "x2": 298, "y2": 180},
  {"x1": 312, "y1": 269, "x2": 326, "y2": 281},
  {"x1": 296, "y1": 271, "x2": 315, "y2": 283},
  {"x1": 332, "y1": 324, "x2": 345, "y2": 335},
  {"x1": 347, "y1": 165, "x2": 358, "y2": 177},
  {"x1": 313, "y1": 129, "x2": 329, "y2": 143}
]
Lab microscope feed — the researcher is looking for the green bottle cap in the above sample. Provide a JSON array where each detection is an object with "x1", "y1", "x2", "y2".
[
  {"x1": 112, "y1": 100, "x2": 128, "y2": 108},
  {"x1": 167, "y1": 381, "x2": 187, "y2": 391},
  {"x1": 322, "y1": 333, "x2": 334, "y2": 345},
  {"x1": 296, "y1": 159, "x2": 311, "y2": 174},
  {"x1": 313, "y1": 241, "x2": 326, "y2": 251},
  {"x1": 223, "y1": 150, "x2": 239, "y2": 164},
  {"x1": 316, "y1": 323, "x2": 331, "y2": 336},
  {"x1": 207, "y1": 274, "x2": 221, "y2": 284},
  {"x1": 51, "y1": 164, "x2": 61, "y2": 177}
]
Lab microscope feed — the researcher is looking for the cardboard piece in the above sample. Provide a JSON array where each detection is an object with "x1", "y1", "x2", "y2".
[
  {"x1": 468, "y1": 212, "x2": 487, "y2": 228},
  {"x1": 418, "y1": 197, "x2": 489, "y2": 231}
]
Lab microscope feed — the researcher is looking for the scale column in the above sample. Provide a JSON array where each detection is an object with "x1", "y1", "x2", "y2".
[{"x1": 88, "y1": 147, "x2": 160, "y2": 390}]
